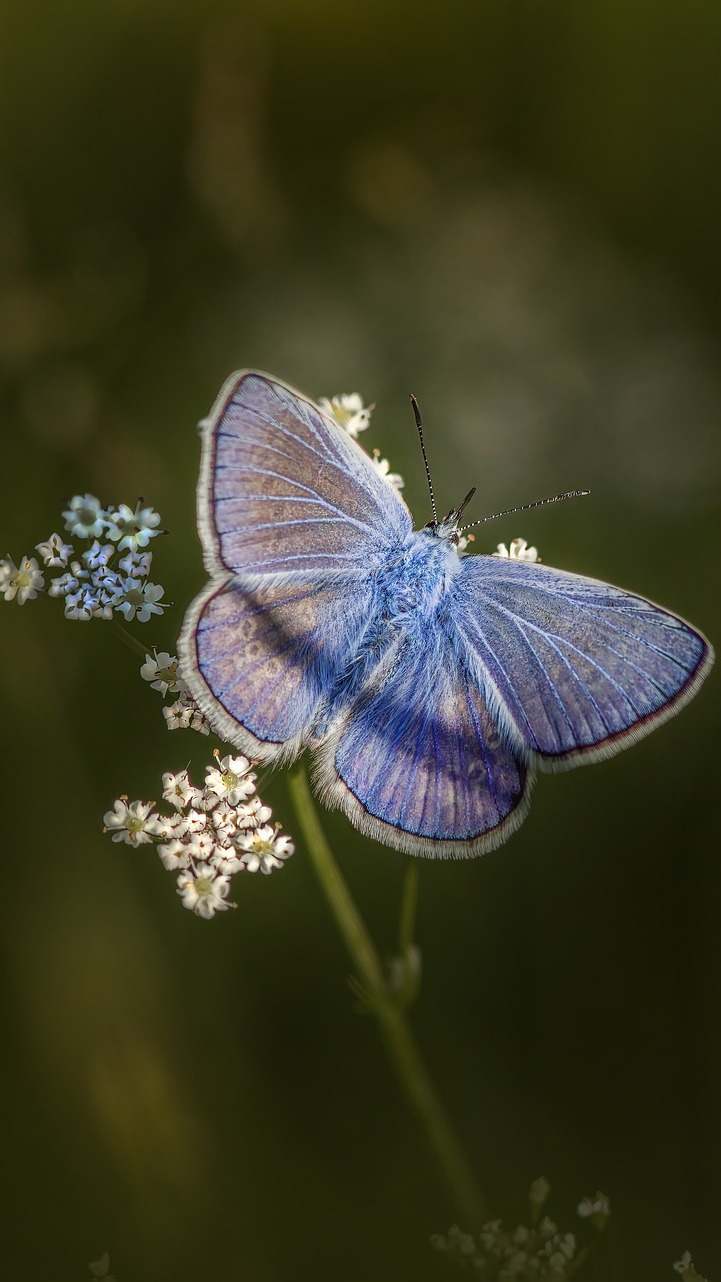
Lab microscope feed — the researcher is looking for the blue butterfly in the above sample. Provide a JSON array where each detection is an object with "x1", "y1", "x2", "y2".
[{"x1": 179, "y1": 371, "x2": 714, "y2": 859}]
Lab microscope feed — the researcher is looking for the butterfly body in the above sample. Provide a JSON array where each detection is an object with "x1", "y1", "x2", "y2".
[{"x1": 180, "y1": 370, "x2": 713, "y2": 859}]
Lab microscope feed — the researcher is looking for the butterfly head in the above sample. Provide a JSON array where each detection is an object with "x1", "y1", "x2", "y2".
[{"x1": 423, "y1": 487, "x2": 476, "y2": 547}]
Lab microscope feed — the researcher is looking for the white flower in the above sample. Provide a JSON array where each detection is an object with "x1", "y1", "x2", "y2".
[
  {"x1": 234, "y1": 795, "x2": 273, "y2": 831},
  {"x1": 82, "y1": 540, "x2": 114, "y2": 571},
  {"x1": 152, "y1": 811, "x2": 189, "y2": 840},
  {"x1": 492, "y1": 537, "x2": 539, "y2": 562},
  {"x1": 370, "y1": 449, "x2": 404, "y2": 492},
  {"x1": 141, "y1": 651, "x2": 182, "y2": 696},
  {"x1": 118, "y1": 550, "x2": 152, "y2": 577},
  {"x1": 318, "y1": 392, "x2": 372, "y2": 438},
  {"x1": 112, "y1": 578, "x2": 166, "y2": 622},
  {"x1": 576, "y1": 1192, "x2": 610, "y2": 1220},
  {"x1": 176, "y1": 864, "x2": 233, "y2": 919},
  {"x1": 210, "y1": 846, "x2": 244, "y2": 874},
  {"x1": 35, "y1": 532, "x2": 73, "y2": 568},
  {"x1": 189, "y1": 705, "x2": 211, "y2": 735},
  {"x1": 89, "y1": 570, "x2": 123, "y2": 617},
  {"x1": 106, "y1": 501, "x2": 162, "y2": 551},
  {"x1": 47, "y1": 569, "x2": 79, "y2": 597},
  {"x1": 236, "y1": 824, "x2": 295, "y2": 874},
  {"x1": 0, "y1": 555, "x2": 44, "y2": 604},
  {"x1": 163, "y1": 697, "x2": 194, "y2": 731},
  {"x1": 157, "y1": 839, "x2": 191, "y2": 871},
  {"x1": 103, "y1": 798, "x2": 161, "y2": 845},
  {"x1": 672, "y1": 1251, "x2": 708, "y2": 1280},
  {"x1": 91, "y1": 598, "x2": 115, "y2": 621},
  {"x1": 208, "y1": 800, "x2": 239, "y2": 843},
  {"x1": 63, "y1": 494, "x2": 107, "y2": 539},
  {"x1": 64, "y1": 590, "x2": 95, "y2": 621},
  {"x1": 184, "y1": 808, "x2": 208, "y2": 835},
  {"x1": 186, "y1": 831, "x2": 217, "y2": 861},
  {"x1": 161, "y1": 769, "x2": 203, "y2": 810},
  {"x1": 0, "y1": 557, "x2": 16, "y2": 598},
  {"x1": 205, "y1": 752, "x2": 256, "y2": 805},
  {"x1": 159, "y1": 688, "x2": 209, "y2": 734}
]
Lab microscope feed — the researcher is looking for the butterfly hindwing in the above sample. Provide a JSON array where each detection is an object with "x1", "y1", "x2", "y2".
[
  {"x1": 451, "y1": 556, "x2": 713, "y2": 768},
  {"x1": 314, "y1": 632, "x2": 531, "y2": 859},
  {"x1": 180, "y1": 572, "x2": 377, "y2": 763}
]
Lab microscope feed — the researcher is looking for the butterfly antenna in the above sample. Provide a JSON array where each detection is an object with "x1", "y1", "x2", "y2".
[
  {"x1": 409, "y1": 393, "x2": 438, "y2": 525},
  {"x1": 459, "y1": 488, "x2": 590, "y2": 531}
]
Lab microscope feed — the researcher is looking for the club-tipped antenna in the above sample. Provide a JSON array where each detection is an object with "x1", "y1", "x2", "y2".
[
  {"x1": 459, "y1": 488, "x2": 590, "y2": 531},
  {"x1": 409, "y1": 393, "x2": 438, "y2": 525}
]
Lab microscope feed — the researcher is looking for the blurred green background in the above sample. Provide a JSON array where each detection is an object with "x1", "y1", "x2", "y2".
[{"x1": 1, "y1": 2, "x2": 720, "y2": 1279}]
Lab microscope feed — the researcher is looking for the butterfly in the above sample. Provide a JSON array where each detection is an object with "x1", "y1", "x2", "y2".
[{"x1": 179, "y1": 370, "x2": 714, "y2": 859}]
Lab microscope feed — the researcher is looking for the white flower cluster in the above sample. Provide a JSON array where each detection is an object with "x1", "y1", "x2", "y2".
[
  {"x1": 431, "y1": 1182, "x2": 610, "y2": 1278},
  {"x1": 140, "y1": 649, "x2": 211, "y2": 735},
  {"x1": 320, "y1": 391, "x2": 405, "y2": 494},
  {"x1": 1, "y1": 493, "x2": 167, "y2": 622},
  {"x1": 493, "y1": 536, "x2": 540, "y2": 562},
  {"x1": 103, "y1": 751, "x2": 295, "y2": 919}
]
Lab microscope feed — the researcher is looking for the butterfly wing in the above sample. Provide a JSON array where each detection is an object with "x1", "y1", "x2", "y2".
[
  {"x1": 313, "y1": 630, "x2": 531, "y2": 859},
  {"x1": 196, "y1": 370, "x2": 412, "y2": 578},
  {"x1": 180, "y1": 371, "x2": 413, "y2": 759},
  {"x1": 450, "y1": 556, "x2": 714, "y2": 768},
  {"x1": 181, "y1": 574, "x2": 378, "y2": 763}
]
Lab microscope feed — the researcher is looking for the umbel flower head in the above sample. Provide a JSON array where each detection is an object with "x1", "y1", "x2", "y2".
[
  {"x1": 431, "y1": 1179, "x2": 610, "y2": 1278},
  {"x1": 2, "y1": 493, "x2": 168, "y2": 624},
  {"x1": 103, "y1": 752, "x2": 295, "y2": 919}
]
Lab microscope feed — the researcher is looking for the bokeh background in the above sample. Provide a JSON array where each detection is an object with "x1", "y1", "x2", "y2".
[{"x1": 1, "y1": 2, "x2": 720, "y2": 1279}]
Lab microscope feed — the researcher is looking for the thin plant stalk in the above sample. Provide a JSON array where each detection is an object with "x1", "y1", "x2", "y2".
[
  {"x1": 288, "y1": 764, "x2": 488, "y2": 1228},
  {"x1": 398, "y1": 862, "x2": 419, "y2": 955}
]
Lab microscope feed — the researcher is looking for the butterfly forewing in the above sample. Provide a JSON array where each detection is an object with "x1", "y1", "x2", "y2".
[
  {"x1": 451, "y1": 556, "x2": 713, "y2": 767},
  {"x1": 198, "y1": 371, "x2": 412, "y2": 579}
]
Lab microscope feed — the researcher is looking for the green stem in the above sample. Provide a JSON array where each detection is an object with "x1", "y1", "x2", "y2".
[
  {"x1": 112, "y1": 619, "x2": 150, "y2": 658},
  {"x1": 398, "y1": 862, "x2": 419, "y2": 956},
  {"x1": 288, "y1": 765, "x2": 488, "y2": 1228}
]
